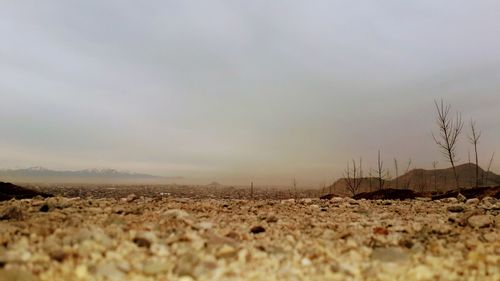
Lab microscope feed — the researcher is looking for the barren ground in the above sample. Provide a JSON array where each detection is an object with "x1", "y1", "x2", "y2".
[{"x1": 1, "y1": 192, "x2": 499, "y2": 281}]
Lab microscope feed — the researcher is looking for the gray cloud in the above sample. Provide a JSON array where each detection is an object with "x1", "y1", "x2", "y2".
[{"x1": 1, "y1": 1, "x2": 500, "y2": 185}]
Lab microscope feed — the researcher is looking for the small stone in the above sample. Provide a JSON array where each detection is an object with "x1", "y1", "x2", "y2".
[
  {"x1": 483, "y1": 232, "x2": 499, "y2": 242},
  {"x1": 465, "y1": 198, "x2": 479, "y2": 205},
  {"x1": 133, "y1": 237, "x2": 151, "y2": 248},
  {"x1": 447, "y1": 205, "x2": 465, "y2": 213},
  {"x1": 468, "y1": 215, "x2": 492, "y2": 228},
  {"x1": 75, "y1": 265, "x2": 89, "y2": 279},
  {"x1": 0, "y1": 206, "x2": 24, "y2": 220},
  {"x1": 216, "y1": 244, "x2": 238, "y2": 258},
  {"x1": 163, "y1": 209, "x2": 190, "y2": 220},
  {"x1": 301, "y1": 257, "x2": 312, "y2": 266},
  {"x1": 482, "y1": 196, "x2": 496, "y2": 205},
  {"x1": 197, "y1": 221, "x2": 213, "y2": 230},
  {"x1": 371, "y1": 247, "x2": 409, "y2": 263},
  {"x1": 0, "y1": 268, "x2": 37, "y2": 281},
  {"x1": 49, "y1": 250, "x2": 66, "y2": 262},
  {"x1": 266, "y1": 215, "x2": 278, "y2": 223},
  {"x1": 373, "y1": 227, "x2": 389, "y2": 235},
  {"x1": 330, "y1": 197, "x2": 344, "y2": 203},
  {"x1": 126, "y1": 193, "x2": 138, "y2": 202},
  {"x1": 409, "y1": 265, "x2": 434, "y2": 280},
  {"x1": 143, "y1": 260, "x2": 169, "y2": 275},
  {"x1": 250, "y1": 226, "x2": 266, "y2": 234},
  {"x1": 443, "y1": 197, "x2": 458, "y2": 203},
  {"x1": 95, "y1": 262, "x2": 124, "y2": 281}
]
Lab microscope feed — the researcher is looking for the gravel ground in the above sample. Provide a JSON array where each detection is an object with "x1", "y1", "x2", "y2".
[{"x1": 0, "y1": 195, "x2": 499, "y2": 281}]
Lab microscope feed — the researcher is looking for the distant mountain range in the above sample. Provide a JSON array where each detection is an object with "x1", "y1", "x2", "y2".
[
  {"x1": 329, "y1": 163, "x2": 500, "y2": 196},
  {"x1": 0, "y1": 167, "x2": 183, "y2": 184}
]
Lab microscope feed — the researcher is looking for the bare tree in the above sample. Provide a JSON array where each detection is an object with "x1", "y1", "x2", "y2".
[
  {"x1": 250, "y1": 181, "x2": 254, "y2": 200},
  {"x1": 376, "y1": 150, "x2": 388, "y2": 190},
  {"x1": 484, "y1": 152, "x2": 495, "y2": 186},
  {"x1": 432, "y1": 161, "x2": 438, "y2": 191},
  {"x1": 432, "y1": 99, "x2": 464, "y2": 191},
  {"x1": 344, "y1": 158, "x2": 363, "y2": 196},
  {"x1": 468, "y1": 119, "x2": 481, "y2": 188},
  {"x1": 394, "y1": 158, "x2": 399, "y2": 188}
]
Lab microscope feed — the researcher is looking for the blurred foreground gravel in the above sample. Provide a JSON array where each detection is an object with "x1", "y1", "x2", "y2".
[{"x1": 0, "y1": 195, "x2": 499, "y2": 281}]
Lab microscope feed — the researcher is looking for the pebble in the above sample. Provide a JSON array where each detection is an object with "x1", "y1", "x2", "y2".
[
  {"x1": 447, "y1": 205, "x2": 465, "y2": 213},
  {"x1": 0, "y1": 205, "x2": 24, "y2": 220},
  {"x1": 465, "y1": 198, "x2": 479, "y2": 205},
  {"x1": 143, "y1": 260, "x2": 169, "y2": 275},
  {"x1": 1, "y1": 195, "x2": 499, "y2": 281},
  {"x1": 371, "y1": 247, "x2": 409, "y2": 263},
  {"x1": 0, "y1": 268, "x2": 37, "y2": 281},
  {"x1": 468, "y1": 215, "x2": 493, "y2": 228}
]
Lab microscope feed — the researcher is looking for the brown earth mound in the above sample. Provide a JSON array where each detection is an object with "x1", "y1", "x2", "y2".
[
  {"x1": 0, "y1": 181, "x2": 52, "y2": 201},
  {"x1": 431, "y1": 186, "x2": 500, "y2": 200},
  {"x1": 353, "y1": 188, "x2": 421, "y2": 200}
]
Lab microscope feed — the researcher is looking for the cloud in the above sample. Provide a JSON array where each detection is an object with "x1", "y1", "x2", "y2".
[{"x1": 1, "y1": 1, "x2": 500, "y2": 185}]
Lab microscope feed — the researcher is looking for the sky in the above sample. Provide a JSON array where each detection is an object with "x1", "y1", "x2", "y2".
[{"x1": 1, "y1": 1, "x2": 500, "y2": 186}]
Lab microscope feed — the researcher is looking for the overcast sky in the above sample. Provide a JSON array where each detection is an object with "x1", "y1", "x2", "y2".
[{"x1": 1, "y1": 1, "x2": 500, "y2": 186}]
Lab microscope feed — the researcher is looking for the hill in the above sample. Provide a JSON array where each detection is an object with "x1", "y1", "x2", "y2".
[
  {"x1": 0, "y1": 181, "x2": 52, "y2": 201},
  {"x1": 0, "y1": 167, "x2": 182, "y2": 184},
  {"x1": 328, "y1": 163, "x2": 500, "y2": 196}
]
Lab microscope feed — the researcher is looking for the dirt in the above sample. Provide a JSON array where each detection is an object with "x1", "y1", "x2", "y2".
[{"x1": 0, "y1": 191, "x2": 499, "y2": 281}]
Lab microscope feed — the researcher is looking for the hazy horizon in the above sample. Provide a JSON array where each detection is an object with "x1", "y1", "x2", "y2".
[{"x1": 1, "y1": 1, "x2": 500, "y2": 186}]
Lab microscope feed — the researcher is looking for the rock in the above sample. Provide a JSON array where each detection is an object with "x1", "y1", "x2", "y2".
[
  {"x1": 371, "y1": 247, "x2": 409, "y2": 263},
  {"x1": 250, "y1": 226, "x2": 266, "y2": 234},
  {"x1": 163, "y1": 209, "x2": 190, "y2": 220},
  {"x1": 216, "y1": 244, "x2": 238, "y2": 258},
  {"x1": 95, "y1": 262, "x2": 124, "y2": 281},
  {"x1": 197, "y1": 221, "x2": 213, "y2": 230},
  {"x1": 373, "y1": 227, "x2": 389, "y2": 235},
  {"x1": 483, "y1": 232, "x2": 499, "y2": 242},
  {"x1": 0, "y1": 268, "x2": 37, "y2": 281},
  {"x1": 266, "y1": 215, "x2": 278, "y2": 223},
  {"x1": 330, "y1": 197, "x2": 344, "y2": 203},
  {"x1": 0, "y1": 205, "x2": 24, "y2": 220},
  {"x1": 125, "y1": 193, "x2": 138, "y2": 202},
  {"x1": 173, "y1": 253, "x2": 200, "y2": 277},
  {"x1": 468, "y1": 215, "x2": 493, "y2": 228},
  {"x1": 442, "y1": 198, "x2": 458, "y2": 204},
  {"x1": 482, "y1": 196, "x2": 496, "y2": 205},
  {"x1": 45, "y1": 197, "x2": 71, "y2": 210},
  {"x1": 133, "y1": 237, "x2": 151, "y2": 248},
  {"x1": 466, "y1": 198, "x2": 479, "y2": 205},
  {"x1": 408, "y1": 265, "x2": 434, "y2": 280},
  {"x1": 143, "y1": 260, "x2": 169, "y2": 275},
  {"x1": 457, "y1": 193, "x2": 466, "y2": 203},
  {"x1": 447, "y1": 205, "x2": 465, "y2": 213}
]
